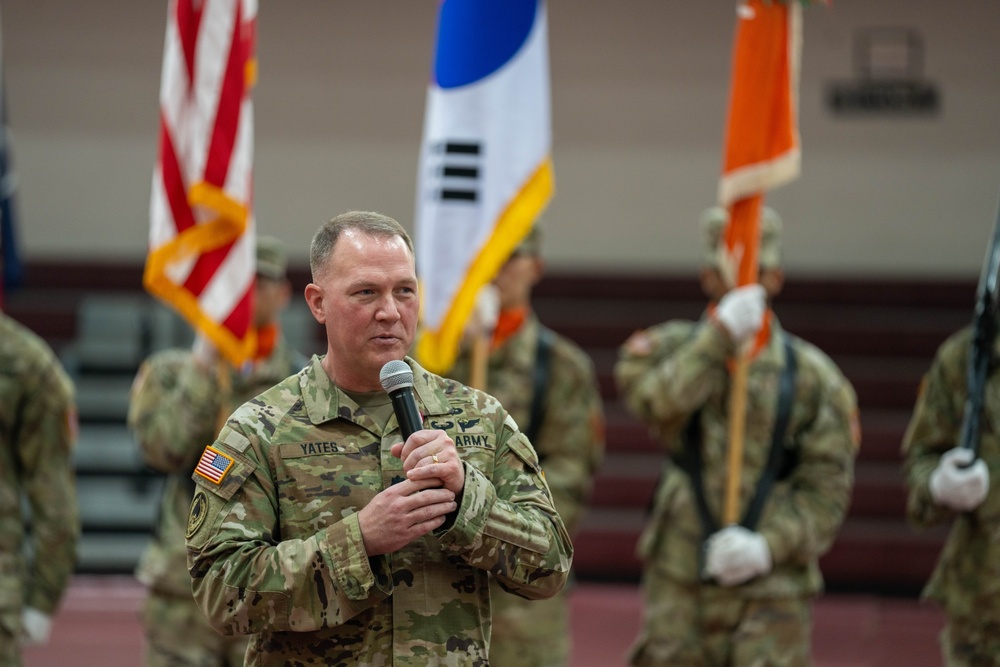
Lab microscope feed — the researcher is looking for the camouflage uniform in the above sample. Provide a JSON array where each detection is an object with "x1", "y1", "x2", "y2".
[
  {"x1": 186, "y1": 355, "x2": 573, "y2": 667},
  {"x1": 128, "y1": 337, "x2": 303, "y2": 667},
  {"x1": 447, "y1": 313, "x2": 605, "y2": 667},
  {"x1": 902, "y1": 326, "x2": 1000, "y2": 665},
  {"x1": 0, "y1": 313, "x2": 80, "y2": 666},
  {"x1": 615, "y1": 315, "x2": 859, "y2": 667}
]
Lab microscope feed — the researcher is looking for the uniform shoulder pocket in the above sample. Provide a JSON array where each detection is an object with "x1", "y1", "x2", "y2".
[
  {"x1": 190, "y1": 435, "x2": 257, "y2": 503},
  {"x1": 502, "y1": 415, "x2": 542, "y2": 475},
  {"x1": 186, "y1": 437, "x2": 259, "y2": 549}
]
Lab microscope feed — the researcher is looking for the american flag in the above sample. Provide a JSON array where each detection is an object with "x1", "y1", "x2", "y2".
[
  {"x1": 195, "y1": 446, "x2": 233, "y2": 484},
  {"x1": 144, "y1": 0, "x2": 258, "y2": 366}
]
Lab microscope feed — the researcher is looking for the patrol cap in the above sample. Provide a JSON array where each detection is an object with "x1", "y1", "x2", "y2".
[
  {"x1": 256, "y1": 235, "x2": 288, "y2": 281},
  {"x1": 700, "y1": 206, "x2": 782, "y2": 270},
  {"x1": 513, "y1": 221, "x2": 544, "y2": 257}
]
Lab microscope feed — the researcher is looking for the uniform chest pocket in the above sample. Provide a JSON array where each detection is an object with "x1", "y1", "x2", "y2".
[{"x1": 275, "y1": 440, "x2": 381, "y2": 518}]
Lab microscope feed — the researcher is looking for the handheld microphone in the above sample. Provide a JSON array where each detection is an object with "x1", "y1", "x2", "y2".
[{"x1": 379, "y1": 360, "x2": 423, "y2": 441}]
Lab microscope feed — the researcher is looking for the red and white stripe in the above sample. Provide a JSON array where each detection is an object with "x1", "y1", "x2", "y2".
[{"x1": 145, "y1": 0, "x2": 258, "y2": 366}]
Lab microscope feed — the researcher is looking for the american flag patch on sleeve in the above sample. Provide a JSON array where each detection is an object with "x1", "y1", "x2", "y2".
[{"x1": 195, "y1": 446, "x2": 234, "y2": 484}]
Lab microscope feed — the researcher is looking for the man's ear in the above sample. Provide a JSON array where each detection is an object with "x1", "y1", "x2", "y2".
[
  {"x1": 530, "y1": 256, "x2": 545, "y2": 286},
  {"x1": 304, "y1": 283, "x2": 325, "y2": 324},
  {"x1": 699, "y1": 267, "x2": 726, "y2": 301},
  {"x1": 761, "y1": 268, "x2": 785, "y2": 300}
]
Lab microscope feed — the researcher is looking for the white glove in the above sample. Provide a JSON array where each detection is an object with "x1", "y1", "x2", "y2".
[
  {"x1": 704, "y1": 525, "x2": 772, "y2": 587},
  {"x1": 472, "y1": 284, "x2": 500, "y2": 334},
  {"x1": 20, "y1": 607, "x2": 52, "y2": 645},
  {"x1": 463, "y1": 284, "x2": 500, "y2": 344},
  {"x1": 929, "y1": 447, "x2": 990, "y2": 512},
  {"x1": 714, "y1": 284, "x2": 766, "y2": 345},
  {"x1": 191, "y1": 333, "x2": 218, "y2": 368}
]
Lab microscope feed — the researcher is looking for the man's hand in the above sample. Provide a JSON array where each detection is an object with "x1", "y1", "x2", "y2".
[
  {"x1": 463, "y1": 284, "x2": 500, "y2": 344},
  {"x1": 20, "y1": 607, "x2": 52, "y2": 645},
  {"x1": 391, "y1": 429, "x2": 465, "y2": 496},
  {"x1": 356, "y1": 479, "x2": 457, "y2": 556},
  {"x1": 703, "y1": 525, "x2": 772, "y2": 587},
  {"x1": 713, "y1": 284, "x2": 766, "y2": 345},
  {"x1": 191, "y1": 333, "x2": 219, "y2": 369},
  {"x1": 930, "y1": 447, "x2": 990, "y2": 511}
]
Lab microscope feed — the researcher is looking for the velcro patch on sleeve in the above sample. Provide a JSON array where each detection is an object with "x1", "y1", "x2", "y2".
[
  {"x1": 503, "y1": 417, "x2": 542, "y2": 475},
  {"x1": 194, "y1": 445, "x2": 235, "y2": 484},
  {"x1": 623, "y1": 329, "x2": 654, "y2": 357}
]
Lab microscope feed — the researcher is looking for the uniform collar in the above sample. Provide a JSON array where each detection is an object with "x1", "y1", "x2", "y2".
[
  {"x1": 301, "y1": 355, "x2": 452, "y2": 426},
  {"x1": 492, "y1": 306, "x2": 529, "y2": 348},
  {"x1": 751, "y1": 314, "x2": 787, "y2": 368},
  {"x1": 228, "y1": 334, "x2": 294, "y2": 385},
  {"x1": 489, "y1": 311, "x2": 539, "y2": 370}
]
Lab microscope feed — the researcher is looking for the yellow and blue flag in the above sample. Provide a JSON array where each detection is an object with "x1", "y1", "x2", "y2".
[{"x1": 414, "y1": 0, "x2": 554, "y2": 374}]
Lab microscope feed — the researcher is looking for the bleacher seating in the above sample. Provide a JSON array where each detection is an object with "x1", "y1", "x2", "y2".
[
  {"x1": 73, "y1": 424, "x2": 162, "y2": 573},
  {"x1": 4, "y1": 260, "x2": 974, "y2": 593},
  {"x1": 5, "y1": 262, "x2": 322, "y2": 573}
]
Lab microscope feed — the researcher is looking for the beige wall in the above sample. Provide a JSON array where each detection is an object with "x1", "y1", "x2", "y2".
[{"x1": 4, "y1": 0, "x2": 999, "y2": 277}]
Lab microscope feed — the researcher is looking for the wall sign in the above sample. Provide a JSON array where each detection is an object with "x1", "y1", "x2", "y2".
[{"x1": 827, "y1": 27, "x2": 939, "y2": 115}]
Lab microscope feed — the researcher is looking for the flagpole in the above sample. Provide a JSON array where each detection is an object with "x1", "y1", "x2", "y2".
[
  {"x1": 717, "y1": 0, "x2": 803, "y2": 526},
  {"x1": 469, "y1": 333, "x2": 490, "y2": 390},
  {"x1": 724, "y1": 353, "x2": 751, "y2": 524},
  {"x1": 468, "y1": 284, "x2": 498, "y2": 390},
  {"x1": 722, "y1": 194, "x2": 763, "y2": 525},
  {"x1": 720, "y1": 0, "x2": 766, "y2": 525}
]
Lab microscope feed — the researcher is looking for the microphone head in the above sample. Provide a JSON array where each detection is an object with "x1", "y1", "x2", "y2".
[{"x1": 379, "y1": 360, "x2": 414, "y2": 394}]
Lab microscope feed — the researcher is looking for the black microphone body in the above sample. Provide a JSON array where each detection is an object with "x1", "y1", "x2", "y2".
[
  {"x1": 389, "y1": 386, "x2": 422, "y2": 441},
  {"x1": 380, "y1": 360, "x2": 423, "y2": 441}
]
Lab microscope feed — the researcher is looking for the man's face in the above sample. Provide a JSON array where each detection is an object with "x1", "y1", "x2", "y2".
[
  {"x1": 253, "y1": 276, "x2": 291, "y2": 329},
  {"x1": 305, "y1": 230, "x2": 418, "y2": 392},
  {"x1": 492, "y1": 252, "x2": 542, "y2": 311},
  {"x1": 699, "y1": 266, "x2": 784, "y2": 303}
]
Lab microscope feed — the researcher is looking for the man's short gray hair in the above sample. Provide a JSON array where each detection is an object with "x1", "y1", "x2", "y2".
[{"x1": 309, "y1": 211, "x2": 413, "y2": 280}]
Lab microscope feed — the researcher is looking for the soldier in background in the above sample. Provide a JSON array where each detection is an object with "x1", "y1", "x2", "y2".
[
  {"x1": 0, "y1": 311, "x2": 80, "y2": 666},
  {"x1": 443, "y1": 222, "x2": 605, "y2": 667},
  {"x1": 128, "y1": 236, "x2": 304, "y2": 667},
  {"x1": 615, "y1": 207, "x2": 860, "y2": 666},
  {"x1": 901, "y1": 324, "x2": 999, "y2": 664}
]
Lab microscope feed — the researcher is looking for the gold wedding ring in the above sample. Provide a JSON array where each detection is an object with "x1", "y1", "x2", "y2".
[{"x1": 432, "y1": 454, "x2": 439, "y2": 463}]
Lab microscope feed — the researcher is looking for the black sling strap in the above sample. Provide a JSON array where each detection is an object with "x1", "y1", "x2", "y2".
[
  {"x1": 525, "y1": 325, "x2": 555, "y2": 458},
  {"x1": 742, "y1": 333, "x2": 797, "y2": 530},
  {"x1": 680, "y1": 332, "x2": 797, "y2": 538}
]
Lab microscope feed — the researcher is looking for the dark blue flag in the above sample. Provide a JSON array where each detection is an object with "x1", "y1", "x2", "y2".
[{"x1": 0, "y1": 19, "x2": 22, "y2": 296}]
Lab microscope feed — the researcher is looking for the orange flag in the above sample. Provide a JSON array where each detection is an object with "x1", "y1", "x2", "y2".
[{"x1": 717, "y1": 0, "x2": 803, "y2": 287}]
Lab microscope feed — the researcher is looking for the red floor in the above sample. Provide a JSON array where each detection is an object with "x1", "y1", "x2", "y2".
[{"x1": 23, "y1": 576, "x2": 947, "y2": 667}]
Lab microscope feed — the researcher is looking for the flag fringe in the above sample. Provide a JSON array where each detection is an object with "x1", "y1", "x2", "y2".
[
  {"x1": 143, "y1": 179, "x2": 253, "y2": 366},
  {"x1": 718, "y1": 148, "x2": 800, "y2": 207}
]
